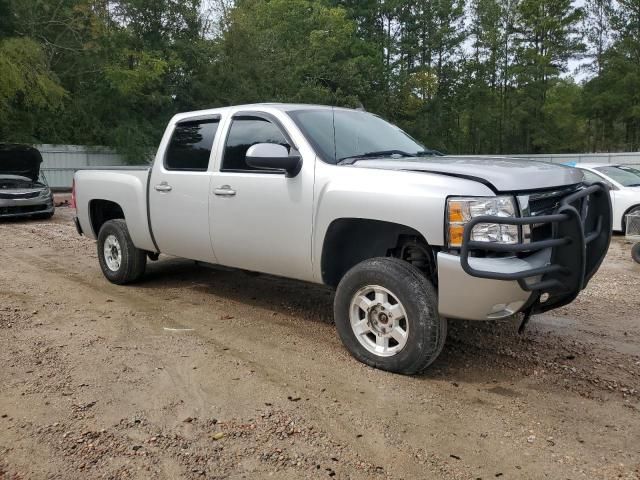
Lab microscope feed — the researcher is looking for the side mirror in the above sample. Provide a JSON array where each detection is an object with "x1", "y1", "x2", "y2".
[{"x1": 246, "y1": 143, "x2": 302, "y2": 177}]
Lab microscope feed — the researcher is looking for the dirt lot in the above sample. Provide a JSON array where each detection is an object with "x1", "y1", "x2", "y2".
[{"x1": 1, "y1": 208, "x2": 638, "y2": 480}]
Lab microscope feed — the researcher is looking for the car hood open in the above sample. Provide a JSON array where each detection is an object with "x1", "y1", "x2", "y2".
[
  {"x1": 350, "y1": 156, "x2": 585, "y2": 192},
  {"x1": 0, "y1": 144, "x2": 43, "y2": 182}
]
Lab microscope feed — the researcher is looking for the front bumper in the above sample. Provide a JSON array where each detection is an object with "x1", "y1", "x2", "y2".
[
  {"x1": 0, "y1": 195, "x2": 55, "y2": 219},
  {"x1": 438, "y1": 183, "x2": 612, "y2": 320}
]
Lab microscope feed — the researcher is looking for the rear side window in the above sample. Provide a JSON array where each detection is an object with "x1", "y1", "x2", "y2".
[
  {"x1": 165, "y1": 119, "x2": 219, "y2": 171},
  {"x1": 222, "y1": 116, "x2": 289, "y2": 171}
]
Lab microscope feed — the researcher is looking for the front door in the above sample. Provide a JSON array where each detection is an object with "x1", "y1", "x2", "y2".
[
  {"x1": 209, "y1": 114, "x2": 314, "y2": 281},
  {"x1": 149, "y1": 117, "x2": 220, "y2": 262}
]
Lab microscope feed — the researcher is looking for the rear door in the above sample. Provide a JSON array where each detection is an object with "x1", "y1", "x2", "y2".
[{"x1": 149, "y1": 116, "x2": 220, "y2": 262}]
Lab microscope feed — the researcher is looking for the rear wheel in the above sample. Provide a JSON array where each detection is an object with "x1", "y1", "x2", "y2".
[
  {"x1": 334, "y1": 257, "x2": 446, "y2": 375},
  {"x1": 97, "y1": 219, "x2": 146, "y2": 284}
]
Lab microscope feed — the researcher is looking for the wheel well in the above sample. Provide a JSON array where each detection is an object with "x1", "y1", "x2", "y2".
[
  {"x1": 622, "y1": 204, "x2": 640, "y2": 228},
  {"x1": 321, "y1": 218, "x2": 436, "y2": 287},
  {"x1": 89, "y1": 200, "x2": 125, "y2": 236}
]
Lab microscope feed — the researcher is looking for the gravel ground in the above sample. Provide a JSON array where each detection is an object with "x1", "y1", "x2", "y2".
[{"x1": 0, "y1": 208, "x2": 638, "y2": 480}]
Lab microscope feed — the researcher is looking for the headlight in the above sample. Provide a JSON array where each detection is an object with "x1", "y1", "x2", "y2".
[{"x1": 446, "y1": 196, "x2": 518, "y2": 247}]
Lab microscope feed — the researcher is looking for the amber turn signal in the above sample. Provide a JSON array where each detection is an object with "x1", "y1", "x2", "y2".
[
  {"x1": 448, "y1": 201, "x2": 465, "y2": 223},
  {"x1": 448, "y1": 224, "x2": 464, "y2": 248}
]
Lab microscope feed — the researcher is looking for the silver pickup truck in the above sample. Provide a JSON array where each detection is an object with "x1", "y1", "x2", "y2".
[{"x1": 73, "y1": 103, "x2": 612, "y2": 374}]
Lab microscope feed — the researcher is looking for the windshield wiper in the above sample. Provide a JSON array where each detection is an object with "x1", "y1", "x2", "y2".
[
  {"x1": 337, "y1": 148, "x2": 445, "y2": 165},
  {"x1": 337, "y1": 150, "x2": 415, "y2": 165},
  {"x1": 415, "y1": 148, "x2": 444, "y2": 157}
]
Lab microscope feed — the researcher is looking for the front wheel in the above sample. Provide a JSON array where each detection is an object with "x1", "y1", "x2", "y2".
[
  {"x1": 97, "y1": 219, "x2": 147, "y2": 284},
  {"x1": 334, "y1": 257, "x2": 446, "y2": 375}
]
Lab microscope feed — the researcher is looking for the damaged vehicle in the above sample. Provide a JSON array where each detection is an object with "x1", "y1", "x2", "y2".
[
  {"x1": 0, "y1": 144, "x2": 55, "y2": 220},
  {"x1": 574, "y1": 163, "x2": 640, "y2": 232},
  {"x1": 73, "y1": 104, "x2": 612, "y2": 375}
]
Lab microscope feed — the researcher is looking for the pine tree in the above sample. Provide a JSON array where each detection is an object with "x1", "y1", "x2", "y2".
[{"x1": 510, "y1": 0, "x2": 584, "y2": 152}]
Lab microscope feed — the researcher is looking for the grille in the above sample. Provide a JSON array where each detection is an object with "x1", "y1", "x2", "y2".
[
  {"x1": 526, "y1": 185, "x2": 582, "y2": 217},
  {"x1": 0, "y1": 191, "x2": 41, "y2": 199},
  {"x1": 520, "y1": 185, "x2": 583, "y2": 243}
]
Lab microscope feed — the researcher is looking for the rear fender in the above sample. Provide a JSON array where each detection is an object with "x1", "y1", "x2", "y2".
[{"x1": 75, "y1": 169, "x2": 155, "y2": 251}]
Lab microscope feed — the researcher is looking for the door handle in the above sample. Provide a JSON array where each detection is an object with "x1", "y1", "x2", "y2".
[
  {"x1": 154, "y1": 182, "x2": 172, "y2": 192},
  {"x1": 214, "y1": 185, "x2": 236, "y2": 197}
]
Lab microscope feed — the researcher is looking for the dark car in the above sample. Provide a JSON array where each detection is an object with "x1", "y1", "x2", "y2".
[{"x1": 0, "y1": 144, "x2": 55, "y2": 219}]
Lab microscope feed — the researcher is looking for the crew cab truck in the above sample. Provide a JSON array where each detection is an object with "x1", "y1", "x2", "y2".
[{"x1": 73, "y1": 104, "x2": 612, "y2": 374}]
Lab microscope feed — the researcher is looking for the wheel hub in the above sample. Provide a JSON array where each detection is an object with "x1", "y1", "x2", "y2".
[
  {"x1": 368, "y1": 304, "x2": 392, "y2": 335},
  {"x1": 103, "y1": 234, "x2": 122, "y2": 272},
  {"x1": 349, "y1": 285, "x2": 409, "y2": 357}
]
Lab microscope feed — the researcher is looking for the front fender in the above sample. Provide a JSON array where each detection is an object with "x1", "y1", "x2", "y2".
[{"x1": 311, "y1": 162, "x2": 494, "y2": 282}]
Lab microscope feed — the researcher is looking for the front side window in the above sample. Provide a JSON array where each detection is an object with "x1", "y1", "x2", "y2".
[
  {"x1": 222, "y1": 116, "x2": 289, "y2": 171},
  {"x1": 165, "y1": 119, "x2": 219, "y2": 171}
]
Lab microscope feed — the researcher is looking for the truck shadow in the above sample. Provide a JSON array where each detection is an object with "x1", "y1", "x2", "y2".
[
  {"x1": 127, "y1": 247, "x2": 639, "y2": 403},
  {"x1": 139, "y1": 257, "x2": 336, "y2": 324},
  {"x1": 136, "y1": 257, "x2": 550, "y2": 382},
  {"x1": 138, "y1": 258, "x2": 639, "y2": 402}
]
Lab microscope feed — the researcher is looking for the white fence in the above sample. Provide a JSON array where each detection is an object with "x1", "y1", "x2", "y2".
[{"x1": 38, "y1": 144, "x2": 133, "y2": 189}]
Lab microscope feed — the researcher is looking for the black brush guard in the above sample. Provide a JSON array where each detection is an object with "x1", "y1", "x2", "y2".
[{"x1": 459, "y1": 183, "x2": 612, "y2": 314}]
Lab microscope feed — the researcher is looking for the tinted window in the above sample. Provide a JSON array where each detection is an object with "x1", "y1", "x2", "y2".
[
  {"x1": 165, "y1": 119, "x2": 219, "y2": 171},
  {"x1": 222, "y1": 117, "x2": 289, "y2": 171}
]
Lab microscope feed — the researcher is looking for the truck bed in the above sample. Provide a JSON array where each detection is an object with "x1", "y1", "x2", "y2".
[{"x1": 74, "y1": 167, "x2": 156, "y2": 252}]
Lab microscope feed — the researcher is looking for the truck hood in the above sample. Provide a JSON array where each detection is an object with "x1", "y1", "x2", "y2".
[
  {"x1": 350, "y1": 156, "x2": 584, "y2": 192},
  {"x1": 0, "y1": 144, "x2": 43, "y2": 182}
]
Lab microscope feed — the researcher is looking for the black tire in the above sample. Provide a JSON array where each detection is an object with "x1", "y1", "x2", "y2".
[
  {"x1": 97, "y1": 219, "x2": 146, "y2": 284},
  {"x1": 334, "y1": 257, "x2": 447, "y2": 375},
  {"x1": 632, "y1": 243, "x2": 640, "y2": 264}
]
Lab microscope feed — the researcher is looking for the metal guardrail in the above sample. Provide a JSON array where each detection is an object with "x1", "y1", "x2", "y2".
[{"x1": 478, "y1": 152, "x2": 640, "y2": 165}]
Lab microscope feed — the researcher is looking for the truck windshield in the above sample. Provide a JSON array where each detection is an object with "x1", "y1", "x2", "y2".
[
  {"x1": 288, "y1": 108, "x2": 438, "y2": 164},
  {"x1": 594, "y1": 165, "x2": 640, "y2": 187}
]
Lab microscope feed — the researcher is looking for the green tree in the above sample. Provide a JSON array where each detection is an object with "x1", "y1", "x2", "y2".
[
  {"x1": 392, "y1": 0, "x2": 467, "y2": 152},
  {"x1": 583, "y1": 0, "x2": 613, "y2": 75},
  {"x1": 583, "y1": 0, "x2": 640, "y2": 151},
  {"x1": 1, "y1": 0, "x2": 639, "y2": 156},
  {"x1": 461, "y1": 0, "x2": 504, "y2": 153},
  {"x1": 0, "y1": 0, "x2": 66, "y2": 142},
  {"x1": 205, "y1": 0, "x2": 375, "y2": 108},
  {"x1": 510, "y1": 0, "x2": 584, "y2": 152}
]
